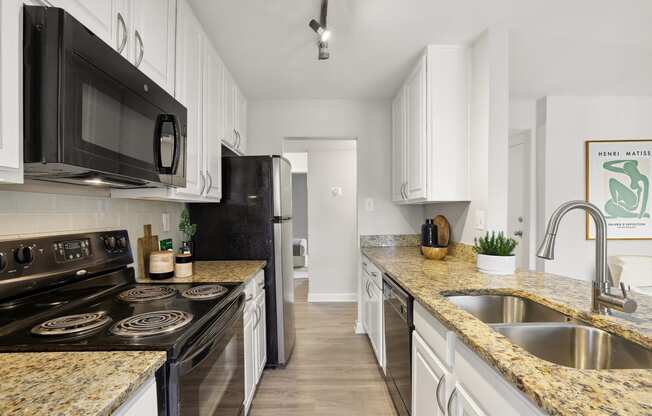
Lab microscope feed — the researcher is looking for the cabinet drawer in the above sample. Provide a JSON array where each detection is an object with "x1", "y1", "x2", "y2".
[
  {"x1": 361, "y1": 256, "x2": 382, "y2": 288},
  {"x1": 414, "y1": 301, "x2": 453, "y2": 368}
]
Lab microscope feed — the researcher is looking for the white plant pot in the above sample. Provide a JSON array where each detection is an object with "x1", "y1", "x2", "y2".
[{"x1": 476, "y1": 254, "x2": 516, "y2": 275}]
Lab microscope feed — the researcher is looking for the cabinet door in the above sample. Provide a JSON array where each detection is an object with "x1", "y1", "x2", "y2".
[
  {"x1": 222, "y1": 69, "x2": 237, "y2": 148},
  {"x1": 405, "y1": 55, "x2": 428, "y2": 201},
  {"x1": 255, "y1": 290, "x2": 267, "y2": 381},
  {"x1": 0, "y1": 0, "x2": 21, "y2": 183},
  {"x1": 131, "y1": 0, "x2": 176, "y2": 94},
  {"x1": 362, "y1": 275, "x2": 372, "y2": 334},
  {"x1": 174, "y1": 0, "x2": 204, "y2": 197},
  {"x1": 369, "y1": 281, "x2": 384, "y2": 365},
  {"x1": 412, "y1": 331, "x2": 449, "y2": 416},
  {"x1": 237, "y1": 89, "x2": 248, "y2": 154},
  {"x1": 243, "y1": 306, "x2": 256, "y2": 413},
  {"x1": 448, "y1": 383, "x2": 487, "y2": 416},
  {"x1": 391, "y1": 87, "x2": 407, "y2": 202},
  {"x1": 50, "y1": 0, "x2": 117, "y2": 48},
  {"x1": 202, "y1": 42, "x2": 223, "y2": 201}
]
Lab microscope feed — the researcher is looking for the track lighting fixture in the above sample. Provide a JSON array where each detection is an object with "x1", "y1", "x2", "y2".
[{"x1": 308, "y1": 0, "x2": 331, "y2": 60}]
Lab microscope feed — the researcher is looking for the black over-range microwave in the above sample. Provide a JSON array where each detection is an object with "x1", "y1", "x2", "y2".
[{"x1": 23, "y1": 6, "x2": 187, "y2": 188}]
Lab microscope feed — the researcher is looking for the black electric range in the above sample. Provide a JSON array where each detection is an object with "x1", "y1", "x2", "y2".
[{"x1": 0, "y1": 231, "x2": 245, "y2": 416}]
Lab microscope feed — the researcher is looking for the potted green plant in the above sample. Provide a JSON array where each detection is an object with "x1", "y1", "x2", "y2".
[
  {"x1": 178, "y1": 208, "x2": 197, "y2": 255},
  {"x1": 474, "y1": 231, "x2": 518, "y2": 275}
]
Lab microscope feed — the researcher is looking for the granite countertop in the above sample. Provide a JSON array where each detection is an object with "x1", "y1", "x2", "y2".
[
  {"x1": 137, "y1": 260, "x2": 266, "y2": 284},
  {"x1": 0, "y1": 351, "x2": 166, "y2": 416},
  {"x1": 362, "y1": 246, "x2": 652, "y2": 416}
]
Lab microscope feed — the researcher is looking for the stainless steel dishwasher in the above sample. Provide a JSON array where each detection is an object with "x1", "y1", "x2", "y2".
[{"x1": 383, "y1": 274, "x2": 413, "y2": 416}]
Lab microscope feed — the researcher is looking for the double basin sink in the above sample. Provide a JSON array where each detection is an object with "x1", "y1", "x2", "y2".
[{"x1": 445, "y1": 294, "x2": 652, "y2": 370}]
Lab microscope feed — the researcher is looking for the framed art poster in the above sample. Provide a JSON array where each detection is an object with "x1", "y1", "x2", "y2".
[{"x1": 585, "y1": 139, "x2": 652, "y2": 240}]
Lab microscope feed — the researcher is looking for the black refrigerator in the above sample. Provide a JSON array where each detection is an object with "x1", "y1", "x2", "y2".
[{"x1": 190, "y1": 155, "x2": 296, "y2": 367}]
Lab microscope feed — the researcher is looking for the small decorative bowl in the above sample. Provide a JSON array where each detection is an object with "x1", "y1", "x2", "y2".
[{"x1": 421, "y1": 246, "x2": 448, "y2": 260}]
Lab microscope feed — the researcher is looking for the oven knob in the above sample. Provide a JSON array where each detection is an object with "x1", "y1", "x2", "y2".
[
  {"x1": 104, "y1": 236, "x2": 117, "y2": 250},
  {"x1": 0, "y1": 253, "x2": 6, "y2": 272},
  {"x1": 14, "y1": 246, "x2": 34, "y2": 264},
  {"x1": 117, "y1": 236, "x2": 128, "y2": 249}
]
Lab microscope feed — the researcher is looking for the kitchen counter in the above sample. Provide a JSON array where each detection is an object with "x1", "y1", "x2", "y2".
[
  {"x1": 362, "y1": 246, "x2": 652, "y2": 416},
  {"x1": 137, "y1": 260, "x2": 266, "y2": 284},
  {"x1": 0, "y1": 351, "x2": 166, "y2": 416}
]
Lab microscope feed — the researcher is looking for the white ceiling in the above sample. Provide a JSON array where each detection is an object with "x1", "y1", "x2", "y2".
[{"x1": 189, "y1": 0, "x2": 652, "y2": 100}]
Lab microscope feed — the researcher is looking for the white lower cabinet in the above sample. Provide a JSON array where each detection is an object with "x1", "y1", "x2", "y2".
[
  {"x1": 358, "y1": 256, "x2": 385, "y2": 372},
  {"x1": 413, "y1": 301, "x2": 546, "y2": 416},
  {"x1": 113, "y1": 376, "x2": 158, "y2": 416},
  {"x1": 244, "y1": 270, "x2": 266, "y2": 415}
]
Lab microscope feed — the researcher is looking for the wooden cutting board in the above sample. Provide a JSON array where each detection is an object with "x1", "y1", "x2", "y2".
[
  {"x1": 432, "y1": 215, "x2": 451, "y2": 246},
  {"x1": 137, "y1": 224, "x2": 159, "y2": 279}
]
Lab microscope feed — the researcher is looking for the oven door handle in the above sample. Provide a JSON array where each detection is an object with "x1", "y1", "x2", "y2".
[{"x1": 176, "y1": 294, "x2": 244, "y2": 375}]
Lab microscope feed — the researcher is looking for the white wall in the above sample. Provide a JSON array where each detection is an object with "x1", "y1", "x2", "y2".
[
  {"x1": 425, "y1": 28, "x2": 509, "y2": 245},
  {"x1": 307, "y1": 147, "x2": 358, "y2": 301},
  {"x1": 537, "y1": 96, "x2": 652, "y2": 281},
  {"x1": 284, "y1": 152, "x2": 308, "y2": 173},
  {"x1": 0, "y1": 184, "x2": 185, "y2": 277},
  {"x1": 247, "y1": 99, "x2": 424, "y2": 236}
]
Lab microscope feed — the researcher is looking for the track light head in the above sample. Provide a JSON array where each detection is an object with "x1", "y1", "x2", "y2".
[
  {"x1": 309, "y1": 19, "x2": 331, "y2": 42},
  {"x1": 318, "y1": 41, "x2": 330, "y2": 60}
]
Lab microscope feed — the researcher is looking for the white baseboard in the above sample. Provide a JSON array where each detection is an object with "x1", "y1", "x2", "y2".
[
  {"x1": 354, "y1": 320, "x2": 366, "y2": 334},
  {"x1": 307, "y1": 292, "x2": 357, "y2": 303}
]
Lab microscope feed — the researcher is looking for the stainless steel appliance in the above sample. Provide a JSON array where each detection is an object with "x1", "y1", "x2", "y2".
[
  {"x1": 384, "y1": 274, "x2": 413, "y2": 416},
  {"x1": 190, "y1": 155, "x2": 296, "y2": 367},
  {"x1": 0, "y1": 231, "x2": 244, "y2": 416},
  {"x1": 23, "y1": 6, "x2": 187, "y2": 189}
]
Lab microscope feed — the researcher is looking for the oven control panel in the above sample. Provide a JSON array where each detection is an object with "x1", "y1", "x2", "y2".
[{"x1": 53, "y1": 238, "x2": 91, "y2": 263}]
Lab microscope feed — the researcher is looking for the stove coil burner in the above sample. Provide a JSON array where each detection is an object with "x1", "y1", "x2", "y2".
[
  {"x1": 181, "y1": 284, "x2": 229, "y2": 300},
  {"x1": 117, "y1": 286, "x2": 177, "y2": 302},
  {"x1": 110, "y1": 310, "x2": 193, "y2": 337},
  {"x1": 31, "y1": 311, "x2": 111, "y2": 336}
]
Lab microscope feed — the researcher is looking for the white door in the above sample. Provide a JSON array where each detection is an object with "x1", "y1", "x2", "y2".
[
  {"x1": 202, "y1": 42, "x2": 223, "y2": 201},
  {"x1": 406, "y1": 55, "x2": 428, "y2": 201},
  {"x1": 131, "y1": 0, "x2": 176, "y2": 94},
  {"x1": 243, "y1": 306, "x2": 255, "y2": 413},
  {"x1": 174, "y1": 1, "x2": 204, "y2": 197},
  {"x1": 507, "y1": 130, "x2": 531, "y2": 269},
  {"x1": 412, "y1": 332, "x2": 449, "y2": 416},
  {"x1": 222, "y1": 69, "x2": 237, "y2": 148},
  {"x1": 448, "y1": 383, "x2": 488, "y2": 416},
  {"x1": 255, "y1": 290, "x2": 267, "y2": 381},
  {"x1": 392, "y1": 88, "x2": 407, "y2": 202}
]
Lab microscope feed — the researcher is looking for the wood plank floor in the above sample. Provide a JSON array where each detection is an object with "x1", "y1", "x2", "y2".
[{"x1": 249, "y1": 278, "x2": 396, "y2": 416}]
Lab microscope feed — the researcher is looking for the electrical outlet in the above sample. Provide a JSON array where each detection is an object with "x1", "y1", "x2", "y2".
[
  {"x1": 365, "y1": 198, "x2": 374, "y2": 212},
  {"x1": 475, "y1": 210, "x2": 486, "y2": 231},
  {"x1": 162, "y1": 213, "x2": 170, "y2": 232}
]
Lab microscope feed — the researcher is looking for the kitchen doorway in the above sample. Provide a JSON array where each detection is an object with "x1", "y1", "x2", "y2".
[{"x1": 283, "y1": 138, "x2": 358, "y2": 303}]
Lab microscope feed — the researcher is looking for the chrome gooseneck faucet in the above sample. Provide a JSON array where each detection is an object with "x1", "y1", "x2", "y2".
[{"x1": 536, "y1": 200, "x2": 637, "y2": 314}]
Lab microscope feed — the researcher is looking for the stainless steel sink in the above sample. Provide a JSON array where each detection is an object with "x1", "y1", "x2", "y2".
[
  {"x1": 445, "y1": 294, "x2": 569, "y2": 324},
  {"x1": 493, "y1": 323, "x2": 652, "y2": 369}
]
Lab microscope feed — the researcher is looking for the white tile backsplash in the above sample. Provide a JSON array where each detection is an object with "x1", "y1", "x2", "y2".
[{"x1": 0, "y1": 190, "x2": 186, "y2": 276}]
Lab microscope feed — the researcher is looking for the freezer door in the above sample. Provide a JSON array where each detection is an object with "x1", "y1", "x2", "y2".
[
  {"x1": 273, "y1": 157, "x2": 293, "y2": 218},
  {"x1": 273, "y1": 219, "x2": 296, "y2": 365}
]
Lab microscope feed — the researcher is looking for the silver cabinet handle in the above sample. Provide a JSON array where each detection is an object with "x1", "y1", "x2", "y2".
[
  {"x1": 199, "y1": 171, "x2": 206, "y2": 195},
  {"x1": 116, "y1": 13, "x2": 127, "y2": 53},
  {"x1": 237, "y1": 131, "x2": 241, "y2": 149},
  {"x1": 254, "y1": 305, "x2": 260, "y2": 328},
  {"x1": 435, "y1": 375, "x2": 446, "y2": 414},
  {"x1": 206, "y1": 172, "x2": 213, "y2": 194},
  {"x1": 233, "y1": 129, "x2": 238, "y2": 148},
  {"x1": 366, "y1": 280, "x2": 373, "y2": 298},
  {"x1": 370, "y1": 271, "x2": 378, "y2": 277},
  {"x1": 362, "y1": 261, "x2": 368, "y2": 267},
  {"x1": 134, "y1": 30, "x2": 144, "y2": 67},
  {"x1": 447, "y1": 386, "x2": 458, "y2": 416},
  {"x1": 246, "y1": 294, "x2": 253, "y2": 302}
]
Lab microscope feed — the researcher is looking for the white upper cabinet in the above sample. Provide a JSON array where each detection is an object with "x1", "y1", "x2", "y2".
[
  {"x1": 237, "y1": 89, "x2": 248, "y2": 154},
  {"x1": 222, "y1": 68, "x2": 247, "y2": 155},
  {"x1": 391, "y1": 45, "x2": 470, "y2": 203},
  {"x1": 50, "y1": 0, "x2": 117, "y2": 48},
  {"x1": 202, "y1": 40, "x2": 223, "y2": 201},
  {"x1": 130, "y1": 0, "x2": 176, "y2": 94},
  {"x1": 0, "y1": 0, "x2": 22, "y2": 183}
]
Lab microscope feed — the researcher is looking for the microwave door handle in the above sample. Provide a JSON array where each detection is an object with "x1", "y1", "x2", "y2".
[{"x1": 171, "y1": 116, "x2": 181, "y2": 174}]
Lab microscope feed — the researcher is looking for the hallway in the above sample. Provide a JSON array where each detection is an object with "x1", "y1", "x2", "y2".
[{"x1": 249, "y1": 279, "x2": 396, "y2": 415}]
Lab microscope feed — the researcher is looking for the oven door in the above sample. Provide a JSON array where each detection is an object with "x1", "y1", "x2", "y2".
[{"x1": 168, "y1": 295, "x2": 245, "y2": 416}]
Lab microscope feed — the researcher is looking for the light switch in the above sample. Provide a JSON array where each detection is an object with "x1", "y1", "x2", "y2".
[
  {"x1": 331, "y1": 187, "x2": 343, "y2": 197},
  {"x1": 365, "y1": 198, "x2": 375, "y2": 212},
  {"x1": 162, "y1": 213, "x2": 170, "y2": 232},
  {"x1": 475, "y1": 209, "x2": 486, "y2": 231}
]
